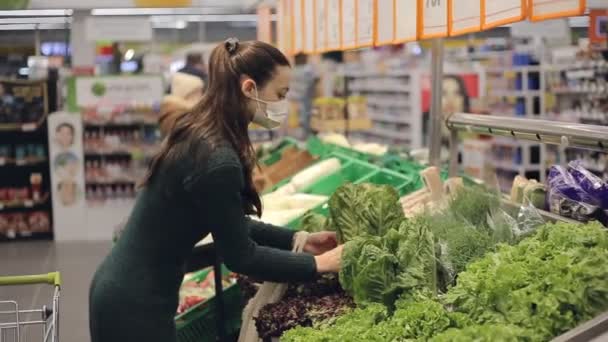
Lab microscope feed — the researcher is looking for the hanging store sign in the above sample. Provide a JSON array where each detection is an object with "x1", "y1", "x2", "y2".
[
  {"x1": 356, "y1": 0, "x2": 375, "y2": 47},
  {"x1": 375, "y1": 0, "x2": 395, "y2": 46},
  {"x1": 341, "y1": 0, "x2": 357, "y2": 49},
  {"x1": 315, "y1": 0, "x2": 328, "y2": 52},
  {"x1": 293, "y1": 0, "x2": 304, "y2": 54},
  {"x1": 327, "y1": 0, "x2": 342, "y2": 51},
  {"x1": 449, "y1": 0, "x2": 482, "y2": 35},
  {"x1": 85, "y1": 17, "x2": 152, "y2": 42},
  {"x1": 482, "y1": 0, "x2": 526, "y2": 30},
  {"x1": 257, "y1": 4, "x2": 273, "y2": 45},
  {"x1": 419, "y1": 0, "x2": 449, "y2": 39},
  {"x1": 529, "y1": 0, "x2": 586, "y2": 22},
  {"x1": 67, "y1": 75, "x2": 163, "y2": 111},
  {"x1": 303, "y1": 0, "x2": 316, "y2": 53},
  {"x1": 394, "y1": 0, "x2": 418, "y2": 43}
]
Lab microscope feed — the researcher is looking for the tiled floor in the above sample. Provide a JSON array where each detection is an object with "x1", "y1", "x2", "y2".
[{"x1": 1, "y1": 240, "x2": 111, "y2": 342}]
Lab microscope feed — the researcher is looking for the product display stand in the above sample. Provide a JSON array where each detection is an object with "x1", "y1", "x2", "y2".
[
  {"x1": 445, "y1": 112, "x2": 608, "y2": 339},
  {"x1": 0, "y1": 79, "x2": 54, "y2": 242}
]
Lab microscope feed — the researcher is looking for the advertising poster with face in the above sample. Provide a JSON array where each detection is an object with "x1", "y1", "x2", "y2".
[
  {"x1": 420, "y1": 73, "x2": 481, "y2": 141},
  {"x1": 48, "y1": 112, "x2": 86, "y2": 241}
]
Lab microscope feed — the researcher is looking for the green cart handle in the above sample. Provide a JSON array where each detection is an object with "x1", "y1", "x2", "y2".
[{"x1": 0, "y1": 272, "x2": 61, "y2": 287}]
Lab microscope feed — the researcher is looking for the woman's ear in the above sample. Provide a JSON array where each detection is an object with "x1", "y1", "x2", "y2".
[{"x1": 240, "y1": 77, "x2": 256, "y2": 98}]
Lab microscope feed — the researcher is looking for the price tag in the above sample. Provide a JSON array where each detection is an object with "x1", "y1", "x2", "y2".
[
  {"x1": 419, "y1": 0, "x2": 448, "y2": 39},
  {"x1": 0, "y1": 158, "x2": 5, "y2": 166},
  {"x1": 24, "y1": 200, "x2": 34, "y2": 207},
  {"x1": 449, "y1": 0, "x2": 481, "y2": 36},
  {"x1": 341, "y1": 0, "x2": 357, "y2": 49},
  {"x1": 293, "y1": 0, "x2": 304, "y2": 53},
  {"x1": 395, "y1": 0, "x2": 418, "y2": 43},
  {"x1": 356, "y1": 0, "x2": 375, "y2": 47},
  {"x1": 303, "y1": 0, "x2": 316, "y2": 53},
  {"x1": 22, "y1": 123, "x2": 36, "y2": 132},
  {"x1": 315, "y1": 0, "x2": 328, "y2": 52},
  {"x1": 0, "y1": 203, "x2": 4, "y2": 210},
  {"x1": 529, "y1": 0, "x2": 585, "y2": 22},
  {"x1": 482, "y1": 0, "x2": 526, "y2": 30},
  {"x1": 327, "y1": 0, "x2": 342, "y2": 51},
  {"x1": 16, "y1": 159, "x2": 26, "y2": 166},
  {"x1": 375, "y1": 0, "x2": 395, "y2": 46}
]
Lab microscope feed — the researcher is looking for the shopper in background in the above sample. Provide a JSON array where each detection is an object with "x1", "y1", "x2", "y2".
[
  {"x1": 89, "y1": 38, "x2": 343, "y2": 342},
  {"x1": 109, "y1": 42, "x2": 123, "y2": 75},
  {"x1": 159, "y1": 72, "x2": 204, "y2": 137},
  {"x1": 290, "y1": 53, "x2": 317, "y2": 138},
  {"x1": 179, "y1": 52, "x2": 208, "y2": 86}
]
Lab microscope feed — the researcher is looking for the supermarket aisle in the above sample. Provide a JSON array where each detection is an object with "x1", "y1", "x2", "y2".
[{"x1": 0, "y1": 241, "x2": 111, "y2": 342}]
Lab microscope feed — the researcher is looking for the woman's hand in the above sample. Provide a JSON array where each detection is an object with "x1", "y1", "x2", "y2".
[
  {"x1": 304, "y1": 231, "x2": 338, "y2": 255},
  {"x1": 314, "y1": 245, "x2": 344, "y2": 273}
]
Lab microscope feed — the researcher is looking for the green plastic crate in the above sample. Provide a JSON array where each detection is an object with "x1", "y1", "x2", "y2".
[
  {"x1": 306, "y1": 136, "x2": 381, "y2": 163},
  {"x1": 357, "y1": 168, "x2": 416, "y2": 196},
  {"x1": 259, "y1": 137, "x2": 300, "y2": 166},
  {"x1": 175, "y1": 267, "x2": 242, "y2": 342},
  {"x1": 300, "y1": 159, "x2": 377, "y2": 196}
]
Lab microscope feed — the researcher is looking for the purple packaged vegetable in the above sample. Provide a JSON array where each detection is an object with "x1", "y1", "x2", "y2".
[
  {"x1": 547, "y1": 165, "x2": 607, "y2": 226},
  {"x1": 568, "y1": 161, "x2": 608, "y2": 209}
]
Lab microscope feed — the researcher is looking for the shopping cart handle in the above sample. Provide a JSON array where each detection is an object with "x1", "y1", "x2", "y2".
[{"x1": 0, "y1": 272, "x2": 61, "y2": 287}]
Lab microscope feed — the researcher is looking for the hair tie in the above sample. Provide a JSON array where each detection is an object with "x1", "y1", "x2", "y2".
[{"x1": 224, "y1": 37, "x2": 239, "y2": 55}]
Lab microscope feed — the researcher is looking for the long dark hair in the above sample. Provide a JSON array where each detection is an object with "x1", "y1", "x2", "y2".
[{"x1": 141, "y1": 39, "x2": 290, "y2": 217}]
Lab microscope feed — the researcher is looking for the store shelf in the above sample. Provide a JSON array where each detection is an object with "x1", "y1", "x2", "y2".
[
  {"x1": 493, "y1": 160, "x2": 542, "y2": 172},
  {"x1": 349, "y1": 86, "x2": 410, "y2": 94},
  {"x1": 491, "y1": 90, "x2": 542, "y2": 97},
  {"x1": 83, "y1": 119, "x2": 158, "y2": 126},
  {"x1": 485, "y1": 66, "x2": 542, "y2": 73},
  {"x1": 0, "y1": 157, "x2": 48, "y2": 167},
  {"x1": 0, "y1": 193, "x2": 49, "y2": 211},
  {"x1": 344, "y1": 71, "x2": 411, "y2": 78},
  {"x1": 369, "y1": 113, "x2": 411, "y2": 124},
  {"x1": 0, "y1": 113, "x2": 49, "y2": 132},
  {"x1": 365, "y1": 127, "x2": 410, "y2": 141}
]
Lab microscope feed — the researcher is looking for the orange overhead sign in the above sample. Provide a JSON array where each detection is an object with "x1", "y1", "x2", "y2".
[
  {"x1": 482, "y1": 0, "x2": 527, "y2": 30},
  {"x1": 529, "y1": 0, "x2": 586, "y2": 22},
  {"x1": 449, "y1": 0, "x2": 482, "y2": 36},
  {"x1": 419, "y1": 0, "x2": 449, "y2": 39}
]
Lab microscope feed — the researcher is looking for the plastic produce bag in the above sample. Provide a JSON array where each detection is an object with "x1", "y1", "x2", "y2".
[
  {"x1": 547, "y1": 165, "x2": 608, "y2": 226},
  {"x1": 238, "y1": 231, "x2": 310, "y2": 342},
  {"x1": 568, "y1": 160, "x2": 608, "y2": 209}
]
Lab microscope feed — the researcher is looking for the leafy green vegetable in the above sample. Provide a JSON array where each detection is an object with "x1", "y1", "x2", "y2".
[
  {"x1": 339, "y1": 221, "x2": 437, "y2": 307},
  {"x1": 299, "y1": 211, "x2": 328, "y2": 233},
  {"x1": 328, "y1": 183, "x2": 404, "y2": 243},
  {"x1": 429, "y1": 323, "x2": 532, "y2": 342},
  {"x1": 281, "y1": 303, "x2": 388, "y2": 342},
  {"x1": 445, "y1": 221, "x2": 608, "y2": 341},
  {"x1": 447, "y1": 185, "x2": 500, "y2": 230}
]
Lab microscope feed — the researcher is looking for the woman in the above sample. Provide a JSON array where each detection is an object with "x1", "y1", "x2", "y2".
[{"x1": 89, "y1": 39, "x2": 343, "y2": 342}]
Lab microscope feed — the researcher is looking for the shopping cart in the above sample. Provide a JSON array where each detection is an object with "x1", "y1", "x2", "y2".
[{"x1": 0, "y1": 272, "x2": 61, "y2": 342}]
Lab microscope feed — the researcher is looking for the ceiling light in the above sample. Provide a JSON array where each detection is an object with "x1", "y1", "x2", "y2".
[{"x1": 124, "y1": 49, "x2": 135, "y2": 61}]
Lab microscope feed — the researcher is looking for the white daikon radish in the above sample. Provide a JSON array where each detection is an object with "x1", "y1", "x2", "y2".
[{"x1": 290, "y1": 158, "x2": 341, "y2": 191}]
